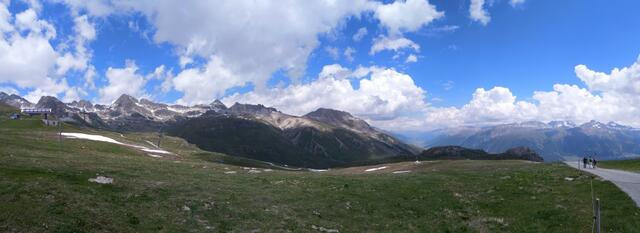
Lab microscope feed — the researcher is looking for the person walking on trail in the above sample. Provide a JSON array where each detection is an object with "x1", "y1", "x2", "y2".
[
  {"x1": 583, "y1": 157, "x2": 588, "y2": 169},
  {"x1": 593, "y1": 157, "x2": 597, "y2": 169},
  {"x1": 588, "y1": 156, "x2": 593, "y2": 169}
]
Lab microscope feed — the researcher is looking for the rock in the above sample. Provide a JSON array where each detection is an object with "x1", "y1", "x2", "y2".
[
  {"x1": 88, "y1": 176, "x2": 113, "y2": 184},
  {"x1": 311, "y1": 225, "x2": 339, "y2": 233}
]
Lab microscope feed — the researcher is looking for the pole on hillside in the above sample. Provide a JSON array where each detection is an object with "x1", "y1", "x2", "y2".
[
  {"x1": 156, "y1": 126, "x2": 164, "y2": 148},
  {"x1": 57, "y1": 114, "x2": 63, "y2": 151},
  {"x1": 594, "y1": 198, "x2": 601, "y2": 233}
]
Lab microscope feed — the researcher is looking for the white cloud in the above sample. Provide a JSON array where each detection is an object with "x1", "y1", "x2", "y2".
[
  {"x1": 442, "y1": 80, "x2": 454, "y2": 90},
  {"x1": 0, "y1": 86, "x2": 18, "y2": 95},
  {"x1": 107, "y1": 0, "x2": 377, "y2": 104},
  {"x1": 510, "y1": 0, "x2": 526, "y2": 7},
  {"x1": 324, "y1": 46, "x2": 340, "y2": 60},
  {"x1": 98, "y1": 61, "x2": 147, "y2": 104},
  {"x1": 370, "y1": 36, "x2": 420, "y2": 55},
  {"x1": 15, "y1": 8, "x2": 56, "y2": 39},
  {"x1": 173, "y1": 56, "x2": 245, "y2": 105},
  {"x1": 374, "y1": 0, "x2": 444, "y2": 35},
  {"x1": 61, "y1": 0, "x2": 446, "y2": 104},
  {"x1": 469, "y1": 0, "x2": 490, "y2": 26},
  {"x1": 0, "y1": 4, "x2": 71, "y2": 101},
  {"x1": 56, "y1": 14, "x2": 96, "y2": 75},
  {"x1": 344, "y1": 47, "x2": 356, "y2": 62},
  {"x1": 352, "y1": 27, "x2": 368, "y2": 41},
  {"x1": 54, "y1": 0, "x2": 115, "y2": 16},
  {"x1": 405, "y1": 54, "x2": 418, "y2": 63},
  {"x1": 377, "y1": 55, "x2": 640, "y2": 131},
  {"x1": 223, "y1": 64, "x2": 428, "y2": 120}
]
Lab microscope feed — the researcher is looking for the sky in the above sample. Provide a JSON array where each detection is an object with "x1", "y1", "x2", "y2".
[{"x1": 1, "y1": 0, "x2": 640, "y2": 132}]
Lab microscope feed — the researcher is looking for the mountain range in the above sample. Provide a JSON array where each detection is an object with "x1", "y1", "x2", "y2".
[
  {"x1": 424, "y1": 121, "x2": 640, "y2": 161},
  {"x1": 0, "y1": 92, "x2": 420, "y2": 168}
]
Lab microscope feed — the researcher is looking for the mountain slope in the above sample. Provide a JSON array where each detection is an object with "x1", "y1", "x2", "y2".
[
  {"x1": 0, "y1": 93, "x2": 416, "y2": 168},
  {"x1": 168, "y1": 104, "x2": 417, "y2": 168},
  {"x1": 426, "y1": 121, "x2": 640, "y2": 161},
  {"x1": 419, "y1": 146, "x2": 544, "y2": 162}
]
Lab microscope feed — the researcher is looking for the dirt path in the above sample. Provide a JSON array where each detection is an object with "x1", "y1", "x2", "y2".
[{"x1": 565, "y1": 161, "x2": 640, "y2": 207}]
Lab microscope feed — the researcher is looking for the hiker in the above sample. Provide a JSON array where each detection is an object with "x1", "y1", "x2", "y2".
[
  {"x1": 593, "y1": 157, "x2": 597, "y2": 169},
  {"x1": 588, "y1": 156, "x2": 593, "y2": 169},
  {"x1": 583, "y1": 157, "x2": 588, "y2": 168}
]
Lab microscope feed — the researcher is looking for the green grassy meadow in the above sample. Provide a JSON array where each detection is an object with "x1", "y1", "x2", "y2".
[
  {"x1": 1, "y1": 113, "x2": 639, "y2": 232},
  {"x1": 599, "y1": 159, "x2": 640, "y2": 173}
]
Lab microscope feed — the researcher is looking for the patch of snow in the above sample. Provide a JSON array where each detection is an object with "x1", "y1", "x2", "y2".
[
  {"x1": 145, "y1": 140, "x2": 157, "y2": 147},
  {"x1": 248, "y1": 170, "x2": 262, "y2": 174},
  {"x1": 392, "y1": 170, "x2": 411, "y2": 174},
  {"x1": 62, "y1": 132, "x2": 173, "y2": 157},
  {"x1": 89, "y1": 176, "x2": 113, "y2": 184},
  {"x1": 308, "y1": 169, "x2": 329, "y2": 172},
  {"x1": 263, "y1": 169, "x2": 273, "y2": 172},
  {"x1": 62, "y1": 133, "x2": 123, "y2": 145},
  {"x1": 365, "y1": 166, "x2": 388, "y2": 172},
  {"x1": 224, "y1": 171, "x2": 237, "y2": 174},
  {"x1": 141, "y1": 148, "x2": 172, "y2": 154},
  {"x1": 147, "y1": 154, "x2": 163, "y2": 158},
  {"x1": 564, "y1": 177, "x2": 574, "y2": 181}
]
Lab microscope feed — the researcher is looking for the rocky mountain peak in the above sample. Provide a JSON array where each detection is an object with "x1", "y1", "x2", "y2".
[
  {"x1": 36, "y1": 96, "x2": 67, "y2": 116},
  {"x1": 210, "y1": 99, "x2": 227, "y2": 110},
  {"x1": 140, "y1": 98, "x2": 168, "y2": 109},
  {"x1": 229, "y1": 103, "x2": 277, "y2": 115},
  {"x1": 304, "y1": 108, "x2": 375, "y2": 134},
  {"x1": 112, "y1": 94, "x2": 139, "y2": 109},
  {"x1": 548, "y1": 120, "x2": 577, "y2": 128},
  {"x1": 580, "y1": 120, "x2": 606, "y2": 129},
  {"x1": 69, "y1": 100, "x2": 94, "y2": 110},
  {"x1": 0, "y1": 92, "x2": 33, "y2": 108}
]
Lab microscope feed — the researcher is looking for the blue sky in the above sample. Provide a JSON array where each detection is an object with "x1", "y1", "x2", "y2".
[{"x1": 1, "y1": 0, "x2": 640, "y2": 131}]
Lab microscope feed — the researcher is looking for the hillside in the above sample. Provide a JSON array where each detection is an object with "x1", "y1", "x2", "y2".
[
  {"x1": 419, "y1": 146, "x2": 544, "y2": 162},
  {"x1": 1, "y1": 118, "x2": 639, "y2": 232}
]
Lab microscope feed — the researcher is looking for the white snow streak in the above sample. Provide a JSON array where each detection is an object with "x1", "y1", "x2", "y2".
[
  {"x1": 365, "y1": 166, "x2": 388, "y2": 172},
  {"x1": 61, "y1": 132, "x2": 172, "y2": 157}
]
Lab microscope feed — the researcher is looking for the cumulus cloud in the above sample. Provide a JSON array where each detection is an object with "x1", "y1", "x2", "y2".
[
  {"x1": 106, "y1": 0, "x2": 377, "y2": 104},
  {"x1": 324, "y1": 46, "x2": 340, "y2": 60},
  {"x1": 352, "y1": 27, "x2": 368, "y2": 41},
  {"x1": 469, "y1": 0, "x2": 490, "y2": 26},
  {"x1": 370, "y1": 36, "x2": 420, "y2": 55},
  {"x1": 59, "y1": 0, "x2": 446, "y2": 104},
  {"x1": 344, "y1": 47, "x2": 356, "y2": 62},
  {"x1": 374, "y1": 0, "x2": 444, "y2": 35},
  {"x1": 378, "y1": 55, "x2": 640, "y2": 131},
  {"x1": 0, "y1": 3, "x2": 76, "y2": 102},
  {"x1": 223, "y1": 64, "x2": 428, "y2": 120},
  {"x1": 98, "y1": 61, "x2": 147, "y2": 103},
  {"x1": 173, "y1": 56, "x2": 246, "y2": 105},
  {"x1": 405, "y1": 54, "x2": 418, "y2": 63}
]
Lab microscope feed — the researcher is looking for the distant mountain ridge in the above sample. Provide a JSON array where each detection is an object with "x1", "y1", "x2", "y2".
[
  {"x1": 425, "y1": 120, "x2": 640, "y2": 161},
  {"x1": 419, "y1": 146, "x2": 544, "y2": 162},
  {"x1": 0, "y1": 92, "x2": 418, "y2": 168}
]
